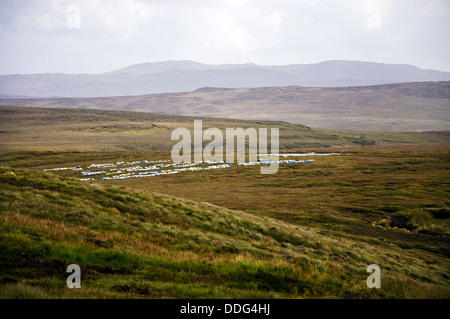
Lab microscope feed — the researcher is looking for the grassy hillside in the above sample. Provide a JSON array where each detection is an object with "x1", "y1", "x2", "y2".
[
  {"x1": 0, "y1": 106, "x2": 448, "y2": 154},
  {"x1": 0, "y1": 105, "x2": 449, "y2": 299},
  {"x1": 1, "y1": 81, "x2": 449, "y2": 131},
  {"x1": 1, "y1": 166, "x2": 449, "y2": 299}
]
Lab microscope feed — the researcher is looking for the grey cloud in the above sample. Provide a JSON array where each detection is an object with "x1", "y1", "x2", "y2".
[{"x1": 0, "y1": 0, "x2": 449, "y2": 74}]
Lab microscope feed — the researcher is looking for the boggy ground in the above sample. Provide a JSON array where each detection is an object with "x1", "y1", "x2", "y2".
[{"x1": 1, "y1": 144, "x2": 449, "y2": 298}]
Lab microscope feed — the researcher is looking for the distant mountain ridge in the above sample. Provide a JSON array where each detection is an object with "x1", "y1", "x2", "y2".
[
  {"x1": 103, "y1": 60, "x2": 261, "y2": 74},
  {"x1": 1, "y1": 60, "x2": 450, "y2": 98}
]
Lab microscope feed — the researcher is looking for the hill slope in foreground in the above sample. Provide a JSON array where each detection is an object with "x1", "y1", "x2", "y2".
[
  {"x1": 0, "y1": 105, "x2": 449, "y2": 298},
  {"x1": 1, "y1": 81, "x2": 449, "y2": 132},
  {"x1": 0, "y1": 164, "x2": 449, "y2": 299}
]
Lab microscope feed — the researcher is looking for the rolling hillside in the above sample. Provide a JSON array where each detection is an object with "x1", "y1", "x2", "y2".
[
  {"x1": 1, "y1": 161, "x2": 449, "y2": 299},
  {"x1": 0, "y1": 106, "x2": 448, "y2": 154},
  {"x1": 1, "y1": 81, "x2": 449, "y2": 132},
  {"x1": 0, "y1": 105, "x2": 449, "y2": 299}
]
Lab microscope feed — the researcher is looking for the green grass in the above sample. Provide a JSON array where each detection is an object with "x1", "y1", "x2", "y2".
[
  {"x1": 0, "y1": 105, "x2": 449, "y2": 299},
  {"x1": 0, "y1": 163, "x2": 449, "y2": 299}
]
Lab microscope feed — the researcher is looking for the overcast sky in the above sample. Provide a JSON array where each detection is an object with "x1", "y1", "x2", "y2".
[{"x1": 0, "y1": 0, "x2": 449, "y2": 74}]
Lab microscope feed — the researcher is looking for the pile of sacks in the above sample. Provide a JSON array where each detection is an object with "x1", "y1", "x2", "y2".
[{"x1": 43, "y1": 157, "x2": 315, "y2": 182}]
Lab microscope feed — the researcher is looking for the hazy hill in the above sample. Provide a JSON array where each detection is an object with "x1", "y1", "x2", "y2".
[
  {"x1": 267, "y1": 60, "x2": 450, "y2": 87},
  {"x1": 1, "y1": 81, "x2": 449, "y2": 132},
  {"x1": 104, "y1": 60, "x2": 260, "y2": 75},
  {"x1": 1, "y1": 60, "x2": 449, "y2": 98}
]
